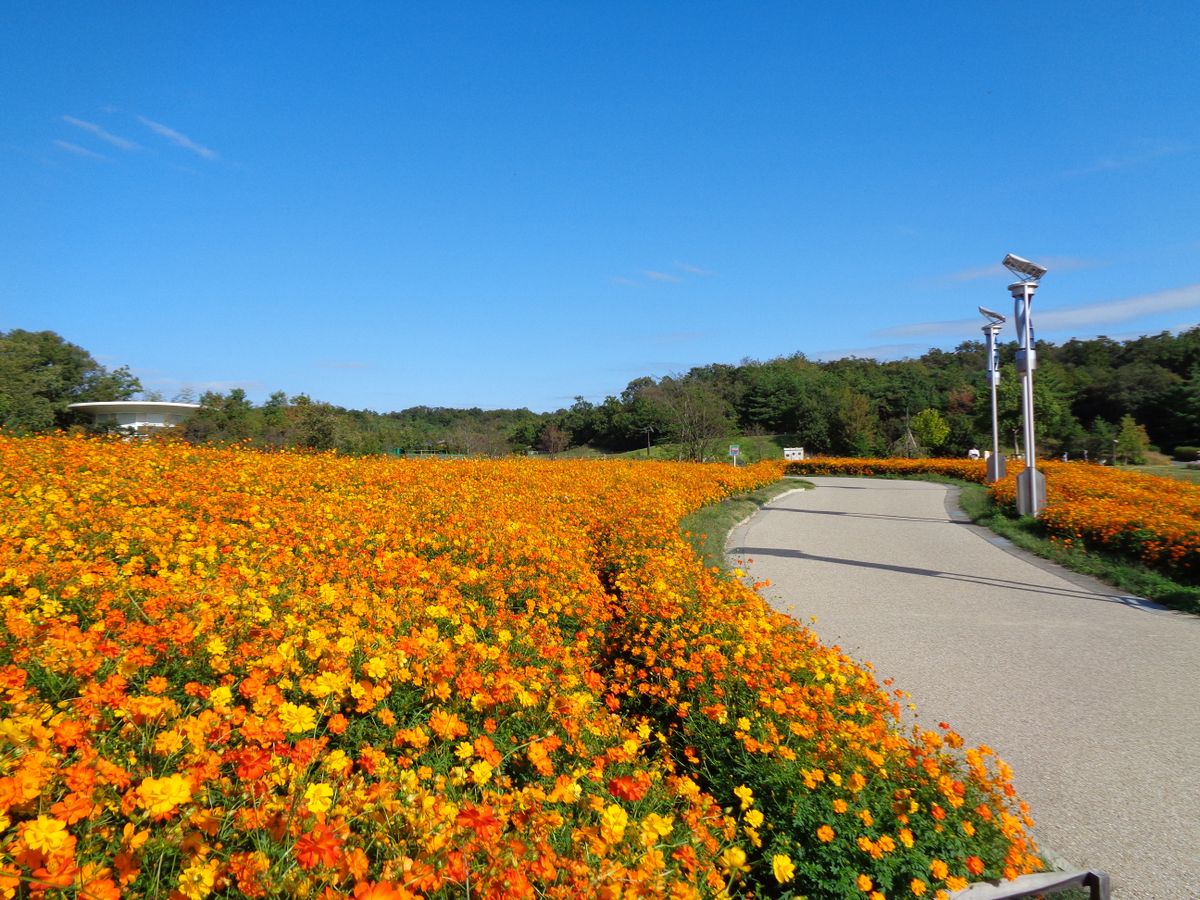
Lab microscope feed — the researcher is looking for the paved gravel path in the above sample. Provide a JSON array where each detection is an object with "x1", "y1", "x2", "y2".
[{"x1": 727, "y1": 477, "x2": 1200, "y2": 900}]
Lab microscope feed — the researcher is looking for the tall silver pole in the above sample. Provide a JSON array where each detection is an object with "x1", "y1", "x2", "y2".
[
  {"x1": 983, "y1": 323, "x2": 1005, "y2": 482},
  {"x1": 1020, "y1": 282, "x2": 1036, "y2": 471},
  {"x1": 1011, "y1": 280, "x2": 1045, "y2": 515}
]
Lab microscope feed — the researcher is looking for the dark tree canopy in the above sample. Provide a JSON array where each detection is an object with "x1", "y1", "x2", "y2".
[{"x1": 0, "y1": 329, "x2": 141, "y2": 432}]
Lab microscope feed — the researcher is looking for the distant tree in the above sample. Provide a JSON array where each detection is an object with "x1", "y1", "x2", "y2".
[
  {"x1": 910, "y1": 408, "x2": 950, "y2": 453},
  {"x1": 1115, "y1": 415, "x2": 1151, "y2": 465},
  {"x1": 653, "y1": 379, "x2": 734, "y2": 461},
  {"x1": 447, "y1": 421, "x2": 510, "y2": 457},
  {"x1": 289, "y1": 397, "x2": 341, "y2": 451},
  {"x1": 831, "y1": 387, "x2": 880, "y2": 456},
  {"x1": 183, "y1": 388, "x2": 256, "y2": 444},
  {"x1": 987, "y1": 364, "x2": 1078, "y2": 457},
  {"x1": 889, "y1": 421, "x2": 924, "y2": 458},
  {"x1": 562, "y1": 396, "x2": 598, "y2": 446},
  {"x1": 1140, "y1": 366, "x2": 1200, "y2": 454},
  {"x1": 1081, "y1": 417, "x2": 1117, "y2": 463},
  {"x1": 538, "y1": 423, "x2": 570, "y2": 457},
  {"x1": 0, "y1": 329, "x2": 140, "y2": 431},
  {"x1": 943, "y1": 385, "x2": 978, "y2": 456}
]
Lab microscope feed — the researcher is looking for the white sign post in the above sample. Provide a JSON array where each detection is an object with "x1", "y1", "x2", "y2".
[{"x1": 729, "y1": 444, "x2": 740, "y2": 467}]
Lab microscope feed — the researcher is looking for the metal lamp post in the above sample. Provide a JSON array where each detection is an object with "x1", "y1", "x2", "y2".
[
  {"x1": 1003, "y1": 253, "x2": 1048, "y2": 516},
  {"x1": 978, "y1": 306, "x2": 1007, "y2": 482}
]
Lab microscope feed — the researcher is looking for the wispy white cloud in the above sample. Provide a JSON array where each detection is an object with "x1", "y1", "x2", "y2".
[
  {"x1": 942, "y1": 256, "x2": 1100, "y2": 283},
  {"x1": 1035, "y1": 284, "x2": 1200, "y2": 331},
  {"x1": 1066, "y1": 139, "x2": 1187, "y2": 177},
  {"x1": 615, "y1": 263, "x2": 714, "y2": 285},
  {"x1": 877, "y1": 319, "x2": 974, "y2": 338},
  {"x1": 53, "y1": 140, "x2": 109, "y2": 161},
  {"x1": 62, "y1": 115, "x2": 139, "y2": 150},
  {"x1": 137, "y1": 115, "x2": 218, "y2": 159},
  {"x1": 943, "y1": 263, "x2": 1008, "y2": 283},
  {"x1": 877, "y1": 283, "x2": 1200, "y2": 338}
]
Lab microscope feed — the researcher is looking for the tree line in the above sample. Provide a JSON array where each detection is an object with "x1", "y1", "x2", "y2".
[{"x1": 3, "y1": 326, "x2": 1198, "y2": 461}]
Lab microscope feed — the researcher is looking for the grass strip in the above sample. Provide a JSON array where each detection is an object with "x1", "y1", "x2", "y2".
[
  {"x1": 679, "y1": 477, "x2": 807, "y2": 570},
  {"x1": 952, "y1": 479, "x2": 1200, "y2": 615}
]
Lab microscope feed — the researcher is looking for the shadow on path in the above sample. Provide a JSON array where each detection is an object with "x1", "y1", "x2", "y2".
[
  {"x1": 764, "y1": 506, "x2": 963, "y2": 524},
  {"x1": 731, "y1": 545, "x2": 1166, "y2": 611}
]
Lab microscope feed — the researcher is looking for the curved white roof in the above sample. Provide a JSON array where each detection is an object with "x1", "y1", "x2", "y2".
[{"x1": 68, "y1": 401, "x2": 202, "y2": 413}]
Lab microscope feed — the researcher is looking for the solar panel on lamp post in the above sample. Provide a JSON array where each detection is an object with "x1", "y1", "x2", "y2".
[
  {"x1": 978, "y1": 306, "x2": 1007, "y2": 483},
  {"x1": 1003, "y1": 254, "x2": 1047, "y2": 516}
]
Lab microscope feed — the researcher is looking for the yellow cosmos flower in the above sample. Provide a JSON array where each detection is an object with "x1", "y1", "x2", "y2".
[
  {"x1": 733, "y1": 785, "x2": 754, "y2": 809},
  {"x1": 470, "y1": 760, "x2": 493, "y2": 785},
  {"x1": 720, "y1": 846, "x2": 747, "y2": 872},
  {"x1": 772, "y1": 853, "x2": 795, "y2": 883},
  {"x1": 278, "y1": 702, "x2": 318, "y2": 734},
  {"x1": 323, "y1": 749, "x2": 352, "y2": 776},
  {"x1": 153, "y1": 729, "x2": 185, "y2": 756},
  {"x1": 21, "y1": 815, "x2": 69, "y2": 853},
  {"x1": 177, "y1": 858, "x2": 217, "y2": 900},
  {"x1": 641, "y1": 812, "x2": 674, "y2": 839},
  {"x1": 600, "y1": 803, "x2": 628, "y2": 843},
  {"x1": 137, "y1": 774, "x2": 193, "y2": 816},
  {"x1": 745, "y1": 808, "x2": 764, "y2": 828},
  {"x1": 364, "y1": 656, "x2": 388, "y2": 679},
  {"x1": 305, "y1": 782, "x2": 334, "y2": 814}
]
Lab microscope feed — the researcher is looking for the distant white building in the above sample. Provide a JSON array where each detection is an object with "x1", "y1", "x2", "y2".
[{"x1": 67, "y1": 401, "x2": 201, "y2": 432}]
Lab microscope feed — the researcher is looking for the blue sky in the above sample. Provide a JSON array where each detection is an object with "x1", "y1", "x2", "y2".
[{"x1": 3, "y1": 2, "x2": 1199, "y2": 413}]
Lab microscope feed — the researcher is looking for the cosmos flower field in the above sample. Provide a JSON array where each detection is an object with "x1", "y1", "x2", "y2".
[{"x1": 2, "y1": 436, "x2": 1042, "y2": 898}]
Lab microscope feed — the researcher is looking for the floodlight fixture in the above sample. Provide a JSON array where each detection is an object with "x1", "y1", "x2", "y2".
[
  {"x1": 1002, "y1": 253, "x2": 1048, "y2": 282},
  {"x1": 978, "y1": 306, "x2": 1006, "y2": 324}
]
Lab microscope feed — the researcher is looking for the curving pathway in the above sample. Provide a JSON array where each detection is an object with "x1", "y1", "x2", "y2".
[{"x1": 727, "y1": 476, "x2": 1200, "y2": 900}]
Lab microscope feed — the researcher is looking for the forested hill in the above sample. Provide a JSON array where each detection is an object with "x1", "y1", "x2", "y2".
[{"x1": 3, "y1": 327, "x2": 1198, "y2": 460}]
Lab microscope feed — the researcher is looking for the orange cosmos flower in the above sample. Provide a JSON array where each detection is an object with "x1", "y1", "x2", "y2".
[{"x1": 295, "y1": 823, "x2": 343, "y2": 869}]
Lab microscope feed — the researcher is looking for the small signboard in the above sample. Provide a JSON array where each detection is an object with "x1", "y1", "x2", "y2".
[
  {"x1": 784, "y1": 447, "x2": 805, "y2": 461},
  {"x1": 729, "y1": 444, "x2": 740, "y2": 456}
]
